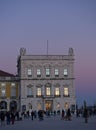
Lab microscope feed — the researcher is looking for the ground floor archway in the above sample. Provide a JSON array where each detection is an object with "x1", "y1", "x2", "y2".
[
  {"x1": 10, "y1": 100, "x2": 17, "y2": 112},
  {"x1": 0, "y1": 101, "x2": 7, "y2": 110},
  {"x1": 45, "y1": 100, "x2": 53, "y2": 111}
]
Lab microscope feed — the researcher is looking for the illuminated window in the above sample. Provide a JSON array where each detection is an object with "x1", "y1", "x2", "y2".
[
  {"x1": 37, "y1": 87, "x2": 42, "y2": 96},
  {"x1": 64, "y1": 69, "x2": 68, "y2": 75},
  {"x1": 46, "y1": 87, "x2": 51, "y2": 96},
  {"x1": 55, "y1": 69, "x2": 59, "y2": 77},
  {"x1": 55, "y1": 87, "x2": 60, "y2": 96},
  {"x1": 64, "y1": 87, "x2": 69, "y2": 96},
  {"x1": 27, "y1": 68, "x2": 32, "y2": 76},
  {"x1": 37, "y1": 69, "x2": 41, "y2": 77}
]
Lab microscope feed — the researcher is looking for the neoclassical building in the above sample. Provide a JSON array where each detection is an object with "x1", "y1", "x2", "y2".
[
  {"x1": 0, "y1": 70, "x2": 19, "y2": 112},
  {"x1": 17, "y1": 48, "x2": 76, "y2": 112}
]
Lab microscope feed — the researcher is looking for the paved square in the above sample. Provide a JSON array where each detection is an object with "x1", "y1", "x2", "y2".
[{"x1": 0, "y1": 115, "x2": 96, "y2": 130}]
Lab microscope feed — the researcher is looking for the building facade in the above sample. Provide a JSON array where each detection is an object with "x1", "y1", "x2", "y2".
[
  {"x1": 17, "y1": 48, "x2": 76, "y2": 112},
  {"x1": 0, "y1": 70, "x2": 19, "y2": 112}
]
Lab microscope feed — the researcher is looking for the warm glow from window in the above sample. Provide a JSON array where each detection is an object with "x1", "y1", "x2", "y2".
[
  {"x1": 64, "y1": 87, "x2": 69, "y2": 96},
  {"x1": 46, "y1": 87, "x2": 51, "y2": 95},
  {"x1": 37, "y1": 87, "x2": 41, "y2": 96},
  {"x1": 55, "y1": 87, "x2": 60, "y2": 95}
]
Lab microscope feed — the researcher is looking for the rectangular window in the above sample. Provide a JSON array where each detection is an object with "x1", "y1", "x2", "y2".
[
  {"x1": 1, "y1": 88, "x2": 6, "y2": 97},
  {"x1": 27, "y1": 87, "x2": 32, "y2": 96},
  {"x1": 37, "y1": 69, "x2": 41, "y2": 77},
  {"x1": 64, "y1": 69, "x2": 68, "y2": 76},
  {"x1": 46, "y1": 87, "x2": 51, "y2": 96},
  {"x1": 27, "y1": 68, "x2": 32, "y2": 76},
  {"x1": 1, "y1": 83, "x2": 6, "y2": 97},
  {"x1": 46, "y1": 68, "x2": 50, "y2": 77},
  {"x1": 55, "y1": 69, "x2": 59, "y2": 77},
  {"x1": 37, "y1": 87, "x2": 42, "y2": 96},
  {"x1": 11, "y1": 83, "x2": 16, "y2": 97},
  {"x1": 64, "y1": 87, "x2": 69, "y2": 96},
  {"x1": 55, "y1": 87, "x2": 60, "y2": 96}
]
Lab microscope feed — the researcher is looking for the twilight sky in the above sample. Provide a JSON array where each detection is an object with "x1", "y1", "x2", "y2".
[{"x1": 0, "y1": 0, "x2": 96, "y2": 106}]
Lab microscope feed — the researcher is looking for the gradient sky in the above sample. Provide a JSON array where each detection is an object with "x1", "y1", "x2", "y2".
[{"x1": 0, "y1": 0, "x2": 96, "y2": 106}]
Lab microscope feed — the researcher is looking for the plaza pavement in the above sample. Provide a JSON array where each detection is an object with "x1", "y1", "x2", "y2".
[{"x1": 0, "y1": 115, "x2": 96, "y2": 130}]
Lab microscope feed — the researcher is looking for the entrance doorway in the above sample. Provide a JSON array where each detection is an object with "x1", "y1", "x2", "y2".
[
  {"x1": 10, "y1": 101, "x2": 17, "y2": 112},
  {"x1": 45, "y1": 100, "x2": 53, "y2": 111}
]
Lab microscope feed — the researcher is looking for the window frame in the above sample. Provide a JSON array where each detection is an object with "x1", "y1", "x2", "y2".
[
  {"x1": 27, "y1": 68, "x2": 32, "y2": 77},
  {"x1": 46, "y1": 68, "x2": 50, "y2": 77}
]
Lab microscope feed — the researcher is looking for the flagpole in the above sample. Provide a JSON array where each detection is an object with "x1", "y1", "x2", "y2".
[{"x1": 47, "y1": 40, "x2": 48, "y2": 55}]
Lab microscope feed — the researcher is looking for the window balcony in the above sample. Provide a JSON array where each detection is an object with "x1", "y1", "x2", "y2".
[
  {"x1": 27, "y1": 95, "x2": 34, "y2": 98},
  {"x1": 36, "y1": 95, "x2": 42, "y2": 98},
  {"x1": 55, "y1": 75, "x2": 59, "y2": 77},
  {"x1": 46, "y1": 75, "x2": 50, "y2": 77},
  {"x1": 63, "y1": 94, "x2": 70, "y2": 97},
  {"x1": 54, "y1": 95, "x2": 61, "y2": 97},
  {"x1": 37, "y1": 75, "x2": 41, "y2": 77},
  {"x1": 42, "y1": 95, "x2": 54, "y2": 99}
]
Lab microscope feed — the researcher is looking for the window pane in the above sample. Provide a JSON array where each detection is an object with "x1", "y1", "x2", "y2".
[
  {"x1": 11, "y1": 83, "x2": 16, "y2": 96},
  {"x1": 64, "y1": 69, "x2": 68, "y2": 76},
  {"x1": 46, "y1": 68, "x2": 50, "y2": 76},
  {"x1": 1, "y1": 83, "x2": 5, "y2": 86},
  {"x1": 55, "y1": 87, "x2": 60, "y2": 95},
  {"x1": 46, "y1": 87, "x2": 50, "y2": 95},
  {"x1": 37, "y1": 69, "x2": 41, "y2": 75},
  {"x1": 64, "y1": 87, "x2": 69, "y2": 96},
  {"x1": 37, "y1": 87, "x2": 41, "y2": 96},
  {"x1": 27, "y1": 68, "x2": 32, "y2": 76},
  {"x1": 27, "y1": 87, "x2": 32, "y2": 95},
  {"x1": 1, "y1": 88, "x2": 6, "y2": 96},
  {"x1": 55, "y1": 69, "x2": 59, "y2": 75},
  {"x1": 1, "y1": 83, "x2": 6, "y2": 97}
]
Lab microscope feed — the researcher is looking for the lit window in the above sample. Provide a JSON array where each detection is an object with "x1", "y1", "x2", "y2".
[
  {"x1": 27, "y1": 68, "x2": 32, "y2": 76},
  {"x1": 46, "y1": 87, "x2": 51, "y2": 96},
  {"x1": 64, "y1": 69, "x2": 68, "y2": 76},
  {"x1": 37, "y1": 69, "x2": 41, "y2": 77},
  {"x1": 46, "y1": 68, "x2": 50, "y2": 76},
  {"x1": 11, "y1": 83, "x2": 16, "y2": 97},
  {"x1": 1, "y1": 83, "x2": 5, "y2": 87},
  {"x1": 55, "y1": 69, "x2": 59, "y2": 76},
  {"x1": 64, "y1": 87, "x2": 69, "y2": 96},
  {"x1": 37, "y1": 87, "x2": 42, "y2": 96},
  {"x1": 55, "y1": 87, "x2": 60, "y2": 96}
]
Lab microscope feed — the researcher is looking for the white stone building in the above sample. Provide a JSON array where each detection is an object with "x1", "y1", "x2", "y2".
[{"x1": 17, "y1": 48, "x2": 76, "y2": 112}]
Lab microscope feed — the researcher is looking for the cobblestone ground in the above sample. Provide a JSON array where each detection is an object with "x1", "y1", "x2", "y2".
[{"x1": 0, "y1": 115, "x2": 96, "y2": 130}]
